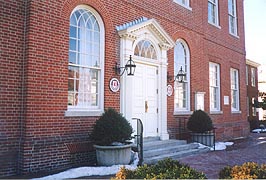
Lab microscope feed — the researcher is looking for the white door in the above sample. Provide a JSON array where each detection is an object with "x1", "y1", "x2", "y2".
[{"x1": 132, "y1": 63, "x2": 158, "y2": 137}]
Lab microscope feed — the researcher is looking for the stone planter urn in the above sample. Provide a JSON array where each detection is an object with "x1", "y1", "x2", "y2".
[
  {"x1": 190, "y1": 132, "x2": 214, "y2": 147},
  {"x1": 94, "y1": 143, "x2": 132, "y2": 166}
]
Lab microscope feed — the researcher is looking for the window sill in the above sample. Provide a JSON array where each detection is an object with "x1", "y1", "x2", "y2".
[
  {"x1": 208, "y1": 22, "x2": 221, "y2": 29},
  {"x1": 173, "y1": 1, "x2": 192, "y2": 11},
  {"x1": 210, "y1": 111, "x2": 223, "y2": 115},
  {"x1": 231, "y1": 110, "x2": 241, "y2": 114},
  {"x1": 229, "y1": 32, "x2": 239, "y2": 38},
  {"x1": 174, "y1": 111, "x2": 193, "y2": 116},
  {"x1": 65, "y1": 110, "x2": 103, "y2": 117}
]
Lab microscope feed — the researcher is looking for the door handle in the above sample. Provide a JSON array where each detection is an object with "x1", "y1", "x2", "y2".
[{"x1": 145, "y1": 101, "x2": 148, "y2": 113}]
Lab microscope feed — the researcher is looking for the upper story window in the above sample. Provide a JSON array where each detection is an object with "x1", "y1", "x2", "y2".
[
  {"x1": 208, "y1": 0, "x2": 219, "y2": 27},
  {"x1": 134, "y1": 40, "x2": 157, "y2": 60},
  {"x1": 230, "y1": 68, "x2": 240, "y2": 112},
  {"x1": 246, "y1": 65, "x2": 248, "y2": 85},
  {"x1": 251, "y1": 67, "x2": 256, "y2": 87},
  {"x1": 228, "y1": 0, "x2": 238, "y2": 36},
  {"x1": 209, "y1": 62, "x2": 220, "y2": 112},
  {"x1": 174, "y1": 40, "x2": 190, "y2": 113},
  {"x1": 67, "y1": 5, "x2": 105, "y2": 115},
  {"x1": 252, "y1": 97, "x2": 257, "y2": 116},
  {"x1": 173, "y1": 0, "x2": 191, "y2": 10}
]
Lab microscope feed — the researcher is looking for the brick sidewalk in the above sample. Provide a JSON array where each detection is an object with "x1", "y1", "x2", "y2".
[{"x1": 179, "y1": 133, "x2": 266, "y2": 179}]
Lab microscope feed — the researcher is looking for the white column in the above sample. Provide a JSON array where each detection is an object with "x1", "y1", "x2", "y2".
[{"x1": 159, "y1": 48, "x2": 169, "y2": 140}]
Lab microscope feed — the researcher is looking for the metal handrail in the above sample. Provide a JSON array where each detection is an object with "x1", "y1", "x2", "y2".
[{"x1": 132, "y1": 118, "x2": 143, "y2": 165}]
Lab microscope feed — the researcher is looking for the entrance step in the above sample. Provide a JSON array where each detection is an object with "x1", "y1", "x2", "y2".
[{"x1": 143, "y1": 138, "x2": 210, "y2": 165}]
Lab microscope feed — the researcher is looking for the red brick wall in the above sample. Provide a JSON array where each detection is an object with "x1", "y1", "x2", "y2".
[
  {"x1": 246, "y1": 65, "x2": 259, "y2": 122},
  {"x1": 0, "y1": 0, "x2": 26, "y2": 176},
  {"x1": 0, "y1": 0, "x2": 248, "y2": 177},
  {"x1": 168, "y1": 0, "x2": 248, "y2": 140}
]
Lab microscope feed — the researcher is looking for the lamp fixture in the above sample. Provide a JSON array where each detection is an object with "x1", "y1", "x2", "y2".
[
  {"x1": 114, "y1": 55, "x2": 136, "y2": 76},
  {"x1": 167, "y1": 66, "x2": 186, "y2": 83}
]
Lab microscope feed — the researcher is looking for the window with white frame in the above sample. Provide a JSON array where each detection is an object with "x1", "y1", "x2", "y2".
[
  {"x1": 252, "y1": 97, "x2": 256, "y2": 116},
  {"x1": 174, "y1": 40, "x2": 190, "y2": 112},
  {"x1": 208, "y1": 0, "x2": 219, "y2": 26},
  {"x1": 246, "y1": 65, "x2": 248, "y2": 85},
  {"x1": 67, "y1": 6, "x2": 104, "y2": 113},
  {"x1": 251, "y1": 67, "x2": 256, "y2": 87},
  {"x1": 173, "y1": 0, "x2": 190, "y2": 9},
  {"x1": 247, "y1": 97, "x2": 249, "y2": 116},
  {"x1": 230, "y1": 68, "x2": 239, "y2": 111},
  {"x1": 209, "y1": 62, "x2": 220, "y2": 112},
  {"x1": 134, "y1": 40, "x2": 157, "y2": 59},
  {"x1": 228, "y1": 0, "x2": 238, "y2": 35}
]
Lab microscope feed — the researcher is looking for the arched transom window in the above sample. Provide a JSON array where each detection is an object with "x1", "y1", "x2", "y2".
[
  {"x1": 68, "y1": 6, "x2": 104, "y2": 113},
  {"x1": 134, "y1": 40, "x2": 157, "y2": 60},
  {"x1": 174, "y1": 40, "x2": 190, "y2": 112}
]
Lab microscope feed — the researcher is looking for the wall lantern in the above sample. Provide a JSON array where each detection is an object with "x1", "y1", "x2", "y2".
[
  {"x1": 114, "y1": 55, "x2": 136, "y2": 76},
  {"x1": 167, "y1": 66, "x2": 186, "y2": 83}
]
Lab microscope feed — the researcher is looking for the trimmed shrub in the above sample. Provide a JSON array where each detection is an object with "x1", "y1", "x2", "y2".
[
  {"x1": 187, "y1": 110, "x2": 213, "y2": 133},
  {"x1": 114, "y1": 158, "x2": 207, "y2": 179},
  {"x1": 219, "y1": 162, "x2": 266, "y2": 179},
  {"x1": 89, "y1": 108, "x2": 133, "y2": 146}
]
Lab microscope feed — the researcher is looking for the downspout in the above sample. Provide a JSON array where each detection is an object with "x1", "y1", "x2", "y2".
[{"x1": 18, "y1": 0, "x2": 29, "y2": 175}]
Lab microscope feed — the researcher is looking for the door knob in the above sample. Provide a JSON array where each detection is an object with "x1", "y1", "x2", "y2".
[{"x1": 145, "y1": 101, "x2": 148, "y2": 113}]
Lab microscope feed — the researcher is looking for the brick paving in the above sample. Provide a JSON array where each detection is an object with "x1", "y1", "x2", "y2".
[{"x1": 178, "y1": 133, "x2": 266, "y2": 179}]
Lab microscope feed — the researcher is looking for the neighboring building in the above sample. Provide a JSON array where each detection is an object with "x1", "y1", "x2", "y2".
[
  {"x1": 0, "y1": 0, "x2": 248, "y2": 177},
  {"x1": 258, "y1": 64, "x2": 266, "y2": 121},
  {"x1": 246, "y1": 59, "x2": 260, "y2": 130}
]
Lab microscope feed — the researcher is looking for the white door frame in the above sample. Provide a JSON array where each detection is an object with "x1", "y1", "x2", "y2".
[
  {"x1": 117, "y1": 18, "x2": 175, "y2": 140},
  {"x1": 132, "y1": 60, "x2": 159, "y2": 137}
]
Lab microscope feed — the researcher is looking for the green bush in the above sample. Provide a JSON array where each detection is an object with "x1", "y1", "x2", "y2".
[
  {"x1": 219, "y1": 162, "x2": 266, "y2": 179},
  {"x1": 89, "y1": 108, "x2": 133, "y2": 146},
  {"x1": 114, "y1": 158, "x2": 207, "y2": 179},
  {"x1": 187, "y1": 110, "x2": 213, "y2": 133}
]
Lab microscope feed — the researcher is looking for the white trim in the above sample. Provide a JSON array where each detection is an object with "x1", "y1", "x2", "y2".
[
  {"x1": 209, "y1": 62, "x2": 221, "y2": 112},
  {"x1": 232, "y1": 110, "x2": 241, "y2": 114},
  {"x1": 210, "y1": 111, "x2": 223, "y2": 115},
  {"x1": 174, "y1": 39, "x2": 191, "y2": 113},
  {"x1": 228, "y1": 0, "x2": 238, "y2": 36},
  {"x1": 173, "y1": 111, "x2": 193, "y2": 115},
  {"x1": 208, "y1": 0, "x2": 220, "y2": 27},
  {"x1": 251, "y1": 67, "x2": 256, "y2": 87},
  {"x1": 246, "y1": 65, "x2": 249, "y2": 85},
  {"x1": 65, "y1": 110, "x2": 103, "y2": 117},
  {"x1": 230, "y1": 68, "x2": 240, "y2": 112},
  {"x1": 173, "y1": 0, "x2": 192, "y2": 11},
  {"x1": 117, "y1": 18, "x2": 174, "y2": 140},
  {"x1": 66, "y1": 5, "x2": 105, "y2": 116},
  {"x1": 246, "y1": 59, "x2": 261, "y2": 67}
]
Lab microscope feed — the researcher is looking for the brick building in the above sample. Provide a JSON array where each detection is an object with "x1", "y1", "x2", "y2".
[
  {"x1": 0, "y1": 0, "x2": 248, "y2": 177},
  {"x1": 246, "y1": 59, "x2": 260, "y2": 129}
]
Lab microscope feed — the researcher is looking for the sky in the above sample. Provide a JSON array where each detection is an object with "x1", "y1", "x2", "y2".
[{"x1": 244, "y1": 0, "x2": 266, "y2": 65}]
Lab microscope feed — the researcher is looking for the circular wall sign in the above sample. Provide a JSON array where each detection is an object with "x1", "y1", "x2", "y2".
[
  {"x1": 167, "y1": 84, "x2": 173, "y2": 96},
  {"x1": 109, "y1": 78, "x2": 120, "y2": 92}
]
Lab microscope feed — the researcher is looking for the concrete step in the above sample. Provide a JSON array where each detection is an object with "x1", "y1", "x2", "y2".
[
  {"x1": 143, "y1": 139, "x2": 187, "y2": 151},
  {"x1": 143, "y1": 147, "x2": 210, "y2": 165},
  {"x1": 143, "y1": 143, "x2": 199, "y2": 158}
]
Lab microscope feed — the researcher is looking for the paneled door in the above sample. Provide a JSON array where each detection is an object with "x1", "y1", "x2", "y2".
[{"x1": 132, "y1": 63, "x2": 158, "y2": 137}]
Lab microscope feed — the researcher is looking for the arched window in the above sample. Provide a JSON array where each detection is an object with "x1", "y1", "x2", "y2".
[
  {"x1": 67, "y1": 5, "x2": 104, "y2": 114},
  {"x1": 134, "y1": 40, "x2": 157, "y2": 59},
  {"x1": 174, "y1": 40, "x2": 190, "y2": 112}
]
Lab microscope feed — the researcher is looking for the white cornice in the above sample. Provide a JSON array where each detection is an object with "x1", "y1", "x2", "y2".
[
  {"x1": 246, "y1": 59, "x2": 261, "y2": 67},
  {"x1": 116, "y1": 17, "x2": 175, "y2": 50}
]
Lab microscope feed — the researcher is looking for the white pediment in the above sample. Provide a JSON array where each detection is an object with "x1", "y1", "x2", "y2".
[{"x1": 116, "y1": 17, "x2": 175, "y2": 50}]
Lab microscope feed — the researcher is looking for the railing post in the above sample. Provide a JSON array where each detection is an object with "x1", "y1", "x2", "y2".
[{"x1": 132, "y1": 118, "x2": 143, "y2": 165}]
